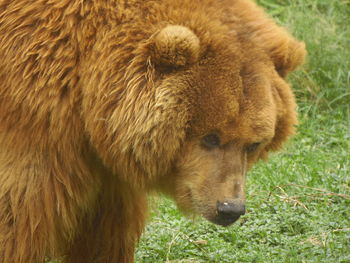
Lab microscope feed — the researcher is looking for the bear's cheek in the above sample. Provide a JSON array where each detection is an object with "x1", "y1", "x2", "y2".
[{"x1": 168, "y1": 144, "x2": 218, "y2": 213}]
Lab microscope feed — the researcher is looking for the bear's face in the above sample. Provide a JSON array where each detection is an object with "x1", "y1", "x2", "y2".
[
  {"x1": 160, "y1": 56, "x2": 281, "y2": 226},
  {"x1": 151, "y1": 25, "x2": 302, "y2": 226}
]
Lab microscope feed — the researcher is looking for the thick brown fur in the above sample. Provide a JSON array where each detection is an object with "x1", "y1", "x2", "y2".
[{"x1": 0, "y1": 0, "x2": 305, "y2": 262}]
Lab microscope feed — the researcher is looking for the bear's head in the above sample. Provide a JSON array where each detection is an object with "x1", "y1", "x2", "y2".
[{"x1": 146, "y1": 24, "x2": 305, "y2": 226}]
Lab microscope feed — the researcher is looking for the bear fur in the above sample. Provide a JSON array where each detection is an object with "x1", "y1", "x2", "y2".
[{"x1": 0, "y1": 0, "x2": 305, "y2": 262}]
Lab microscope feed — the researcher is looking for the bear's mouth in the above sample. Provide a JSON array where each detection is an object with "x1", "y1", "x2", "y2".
[
  {"x1": 178, "y1": 188, "x2": 243, "y2": 227},
  {"x1": 207, "y1": 215, "x2": 241, "y2": 227}
]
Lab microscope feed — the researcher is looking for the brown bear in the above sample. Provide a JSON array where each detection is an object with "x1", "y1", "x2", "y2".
[{"x1": 0, "y1": 0, "x2": 305, "y2": 262}]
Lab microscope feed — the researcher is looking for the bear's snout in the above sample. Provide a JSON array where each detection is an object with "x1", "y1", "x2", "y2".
[{"x1": 214, "y1": 200, "x2": 246, "y2": 227}]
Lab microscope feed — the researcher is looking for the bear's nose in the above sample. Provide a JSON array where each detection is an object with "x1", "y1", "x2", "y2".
[{"x1": 215, "y1": 201, "x2": 245, "y2": 226}]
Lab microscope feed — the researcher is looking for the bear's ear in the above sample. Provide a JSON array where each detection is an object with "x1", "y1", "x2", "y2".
[
  {"x1": 224, "y1": 0, "x2": 306, "y2": 77},
  {"x1": 151, "y1": 25, "x2": 200, "y2": 67},
  {"x1": 269, "y1": 37, "x2": 306, "y2": 78}
]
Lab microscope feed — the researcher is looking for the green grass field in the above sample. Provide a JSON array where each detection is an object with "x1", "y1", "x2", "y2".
[{"x1": 136, "y1": 1, "x2": 350, "y2": 262}]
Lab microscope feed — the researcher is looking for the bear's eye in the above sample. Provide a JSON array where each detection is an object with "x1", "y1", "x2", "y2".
[
  {"x1": 201, "y1": 133, "x2": 220, "y2": 149},
  {"x1": 246, "y1": 142, "x2": 261, "y2": 153}
]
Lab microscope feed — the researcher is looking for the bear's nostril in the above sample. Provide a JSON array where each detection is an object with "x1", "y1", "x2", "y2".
[{"x1": 216, "y1": 201, "x2": 246, "y2": 218}]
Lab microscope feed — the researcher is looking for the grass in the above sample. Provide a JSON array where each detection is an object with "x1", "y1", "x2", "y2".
[{"x1": 136, "y1": 1, "x2": 350, "y2": 262}]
